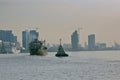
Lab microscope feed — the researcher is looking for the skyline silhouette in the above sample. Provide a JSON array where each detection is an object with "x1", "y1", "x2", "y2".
[{"x1": 0, "y1": 0, "x2": 120, "y2": 46}]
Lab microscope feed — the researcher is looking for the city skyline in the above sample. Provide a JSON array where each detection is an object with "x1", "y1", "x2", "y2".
[{"x1": 0, "y1": 0, "x2": 120, "y2": 46}]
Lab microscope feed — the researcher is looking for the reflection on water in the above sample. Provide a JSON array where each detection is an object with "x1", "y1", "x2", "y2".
[{"x1": 0, "y1": 51, "x2": 120, "y2": 80}]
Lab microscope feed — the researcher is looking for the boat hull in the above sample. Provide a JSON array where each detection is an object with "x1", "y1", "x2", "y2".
[
  {"x1": 55, "y1": 53, "x2": 68, "y2": 57},
  {"x1": 30, "y1": 49, "x2": 47, "y2": 56},
  {"x1": 55, "y1": 45, "x2": 69, "y2": 57}
]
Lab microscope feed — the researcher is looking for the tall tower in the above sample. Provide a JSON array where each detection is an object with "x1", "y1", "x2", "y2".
[
  {"x1": 29, "y1": 30, "x2": 39, "y2": 43},
  {"x1": 22, "y1": 30, "x2": 29, "y2": 51},
  {"x1": 71, "y1": 30, "x2": 79, "y2": 50},
  {"x1": 88, "y1": 34, "x2": 95, "y2": 50}
]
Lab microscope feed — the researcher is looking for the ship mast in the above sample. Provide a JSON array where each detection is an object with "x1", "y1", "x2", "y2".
[{"x1": 59, "y1": 39, "x2": 62, "y2": 45}]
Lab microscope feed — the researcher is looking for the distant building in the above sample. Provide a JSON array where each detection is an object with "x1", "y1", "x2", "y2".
[
  {"x1": 29, "y1": 30, "x2": 39, "y2": 43},
  {"x1": 96, "y1": 43, "x2": 106, "y2": 50},
  {"x1": 88, "y1": 34, "x2": 95, "y2": 50},
  {"x1": 22, "y1": 30, "x2": 29, "y2": 51},
  {"x1": 0, "y1": 30, "x2": 17, "y2": 42},
  {"x1": 113, "y1": 42, "x2": 120, "y2": 50},
  {"x1": 22, "y1": 30, "x2": 38, "y2": 51},
  {"x1": 71, "y1": 30, "x2": 79, "y2": 50},
  {"x1": 63, "y1": 43, "x2": 71, "y2": 51}
]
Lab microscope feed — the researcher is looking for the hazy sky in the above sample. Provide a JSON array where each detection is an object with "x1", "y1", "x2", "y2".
[{"x1": 0, "y1": 0, "x2": 120, "y2": 46}]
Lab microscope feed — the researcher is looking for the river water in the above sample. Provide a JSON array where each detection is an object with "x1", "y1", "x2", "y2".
[{"x1": 0, "y1": 51, "x2": 120, "y2": 80}]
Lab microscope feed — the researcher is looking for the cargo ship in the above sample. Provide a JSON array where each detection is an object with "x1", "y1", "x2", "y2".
[{"x1": 29, "y1": 39, "x2": 47, "y2": 56}]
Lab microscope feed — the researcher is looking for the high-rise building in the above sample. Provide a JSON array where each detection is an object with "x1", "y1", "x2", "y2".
[
  {"x1": 22, "y1": 30, "x2": 38, "y2": 50},
  {"x1": 88, "y1": 34, "x2": 95, "y2": 50},
  {"x1": 22, "y1": 30, "x2": 29, "y2": 51},
  {"x1": 71, "y1": 30, "x2": 79, "y2": 50},
  {"x1": 29, "y1": 30, "x2": 39, "y2": 43},
  {"x1": 0, "y1": 30, "x2": 17, "y2": 42}
]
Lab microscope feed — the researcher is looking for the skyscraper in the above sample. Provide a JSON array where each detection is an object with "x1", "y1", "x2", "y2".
[
  {"x1": 88, "y1": 34, "x2": 95, "y2": 50},
  {"x1": 29, "y1": 30, "x2": 39, "y2": 43},
  {"x1": 22, "y1": 30, "x2": 39, "y2": 51},
  {"x1": 22, "y1": 30, "x2": 29, "y2": 51},
  {"x1": 71, "y1": 30, "x2": 79, "y2": 50}
]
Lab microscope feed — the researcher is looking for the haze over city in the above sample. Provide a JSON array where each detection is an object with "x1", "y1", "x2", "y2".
[{"x1": 0, "y1": 0, "x2": 120, "y2": 46}]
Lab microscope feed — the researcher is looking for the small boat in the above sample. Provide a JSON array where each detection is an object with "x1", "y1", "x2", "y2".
[
  {"x1": 29, "y1": 39, "x2": 47, "y2": 56},
  {"x1": 55, "y1": 39, "x2": 68, "y2": 57}
]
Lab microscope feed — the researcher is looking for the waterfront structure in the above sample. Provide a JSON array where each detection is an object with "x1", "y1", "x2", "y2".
[
  {"x1": 88, "y1": 34, "x2": 95, "y2": 50},
  {"x1": 0, "y1": 30, "x2": 20, "y2": 53},
  {"x1": 96, "y1": 43, "x2": 106, "y2": 50},
  {"x1": 0, "y1": 30, "x2": 17, "y2": 42},
  {"x1": 22, "y1": 30, "x2": 38, "y2": 51},
  {"x1": 71, "y1": 30, "x2": 79, "y2": 50}
]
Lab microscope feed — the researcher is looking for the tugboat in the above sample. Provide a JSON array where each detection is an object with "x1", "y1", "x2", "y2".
[
  {"x1": 55, "y1": 39, "x2": 68, "y2": 57},
  {"x1": 29, "y1": 39, "x2": 47, "y2": 56}
]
